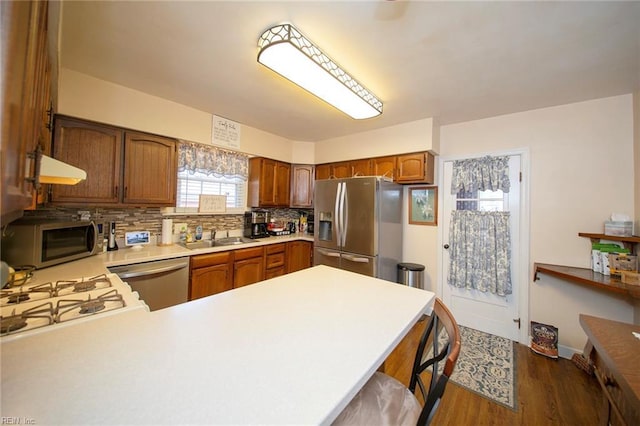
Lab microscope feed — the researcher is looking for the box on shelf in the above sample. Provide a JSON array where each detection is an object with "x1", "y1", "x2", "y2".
[
  {"x1": 609, "y1": 253, "x2": 638, "y2": 277},
  {"x1": 621, "y1": 271, "x2": 640, "y2": 286},
  {"x1": 604, "y1": 221, "x2": 633, "y2": 237}
]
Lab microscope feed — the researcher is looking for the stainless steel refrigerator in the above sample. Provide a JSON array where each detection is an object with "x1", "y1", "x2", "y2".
[{"x1": 313, "y1": 176, "x2": 403, "y2": 282}]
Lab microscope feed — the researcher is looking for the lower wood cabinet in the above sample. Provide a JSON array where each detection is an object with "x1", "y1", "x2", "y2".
[
  {"x1": 189, "y1": 252, "x2": 232, "y2": 300},
  {"x1": 189, "y1": 240, "x2": 313, "y2": 298},
  {"x1": 287, "y1": 241, "x2": 313, "y2": 273},
  {"x1": 233, "y1": 247, "x2": 265, "y2": 288}
]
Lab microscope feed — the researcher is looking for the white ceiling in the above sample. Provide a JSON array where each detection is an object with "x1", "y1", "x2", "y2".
[{"x1": 59, "y1": 1, "x2": 640, "y2": 142}]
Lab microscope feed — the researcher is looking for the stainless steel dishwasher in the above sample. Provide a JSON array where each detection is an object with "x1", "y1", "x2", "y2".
[{"x1": 109, "y1": 257, "x2": 190, "y2": 311}]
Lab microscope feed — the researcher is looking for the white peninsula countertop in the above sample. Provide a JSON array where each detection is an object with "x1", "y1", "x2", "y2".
[{"x1": 1, "y1": 265, "x2": 434, "y2": 425}]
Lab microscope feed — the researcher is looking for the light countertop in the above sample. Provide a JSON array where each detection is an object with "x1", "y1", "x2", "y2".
[
  {"x1": 1, "y1": 265, "x2": 434, "y2": 425},
  {"x1": 25, "y1": 233, "x2": 314, "y2": 285}
]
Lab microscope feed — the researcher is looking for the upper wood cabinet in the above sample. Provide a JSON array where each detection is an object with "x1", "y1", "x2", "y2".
[
  {"x1": 396, "y1": 152, "x2": 435, "y2": 184},
  {"x1": 315, "y1": 164, "x2": 331, "y2": 180},
  {"x1": 290, "y1": 164, "x2": 314, "y2": 208},
  {"x1": 1, "y1": 0, "x2": 50, "y2": 223},
  {"x1": 51, "y1": 116, "x2": 177, "y2": 206},
  {"x1": 372, "y1": 156, "x2": 396, "y2": 180},
  {"x1": 51, "y1": 117, "x2": 123, "y2": 204},
  {"x1": 123, "y1": 131, "x2": 177, "y2": 205},
  {"x1": 331, "y1": 161, "x2": 351, "y2": 179},
  {"x1": 351, "y1": 159, "x2": 372, "y2": 177},
  {"x1": 314, "y1": 153, "x2": 434, "y2": 184},
  {"x1": 248, "y1": 157, "x2": 290, "y2": 207}
]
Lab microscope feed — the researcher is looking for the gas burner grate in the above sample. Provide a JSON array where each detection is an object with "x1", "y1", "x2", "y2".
[
  {"x1": 56, "y1": 289, "x2": 124, "y2": 323},
  {"x1": 54, "y1": 274, "x2": 112, "y2": 296},
  {"x1": 0, "y1": 303, "x2": 55, "y2": 335},
  {"x1": 0, "y1": 282, "x2": 54, "y2": 307}
]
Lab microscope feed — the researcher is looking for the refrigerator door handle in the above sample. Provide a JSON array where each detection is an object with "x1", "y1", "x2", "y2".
[
  {"x1": 342, "y1": 254, "x2": 370, "y2": 263},
  {"x1": 334, "y1": 183, "x2": 342, "y2": 245},
  {"x1": 342, "y1": 182, "x2": 348, "y2": 246},
  {"x1": 337, "y1": 182, "x2": 346, "y2": 246},
  {"x1": 321, "y1": 251, "x2": 341, "y2": 258}
]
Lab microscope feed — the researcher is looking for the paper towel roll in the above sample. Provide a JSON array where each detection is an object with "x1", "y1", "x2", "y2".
[{"x1": 161, "y1": 219, "x2": 173, "y2": 245}]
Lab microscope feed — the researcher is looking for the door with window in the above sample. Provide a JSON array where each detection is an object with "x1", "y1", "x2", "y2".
[{"x1": 441, "y1": 154, "x2": 523, "y2": 341}]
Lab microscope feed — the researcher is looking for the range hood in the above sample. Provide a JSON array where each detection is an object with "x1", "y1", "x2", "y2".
[{"x1": 38, "y1": 155, "x2": 86, "y2": 185}]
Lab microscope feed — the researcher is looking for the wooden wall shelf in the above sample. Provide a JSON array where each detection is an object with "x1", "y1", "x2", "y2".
[{"x1": 534, "y1": 263, "x2": 640, "y2": 299}]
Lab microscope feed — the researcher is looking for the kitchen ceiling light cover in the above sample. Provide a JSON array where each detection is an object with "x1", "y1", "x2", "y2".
[{"x1": 257, "y1": 24, "x2": 382, "y2": 120}]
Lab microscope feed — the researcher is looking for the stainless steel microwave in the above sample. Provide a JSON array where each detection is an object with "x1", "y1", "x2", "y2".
[{"x1": 1, "y1": 220, "x2": 102, "y2": 269}]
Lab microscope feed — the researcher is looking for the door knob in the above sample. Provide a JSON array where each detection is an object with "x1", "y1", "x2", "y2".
[{"x1": 443, "y1": 244, "x2": 450, "y2": 249}]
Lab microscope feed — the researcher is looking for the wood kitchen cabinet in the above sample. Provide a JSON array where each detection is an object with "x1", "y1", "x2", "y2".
[
  {"x1": 123, "y1": 131, "x2": 177, "y2": 205},
  {"x1": 331, "y1": 161, "x2": 351, "y2": 179},
  {"x1": 287, "y1": 240, "x2": 313, "y2": 273},
  {"x1": 265, "y1": 243, "x2": 287, "y2": 279},
  {"x1": 350, "y1": 159, "x2": 372, "y2": 177},
  {"x1": 248, "y1": 157, "x2": 290, "y2": 207},
  {"x1": 233, "y1": 246, "x2": 265, "y2": 288},
  {"x1": 396, "y1": 152, "x2": 435, "y2": 184},
  {"x1": 290, "y1": 164, "x2": 314, "y2": 208},
  {"x1": 51, "y1": 117, "x2": 123, "y2": 204},
  {"x1": 1, "y1": 0, "x2": 51, "y2": 223},
  {"x1": 315, "y1": 164, "x2": 332, "y2": 180},
  {"x1": 372, "y1": 156, "x2": 396, "y2": 180},
  {"x1": 51, "y1": 116, "x2": 177, "y2": 206},
  {"x1": 189, "y1": 252, "x2": 233, "y2": 300}
]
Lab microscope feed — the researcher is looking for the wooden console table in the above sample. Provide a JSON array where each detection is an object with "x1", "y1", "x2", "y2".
[{"x1": 580, "y1": 314, "x2": 640, "y2": 425}]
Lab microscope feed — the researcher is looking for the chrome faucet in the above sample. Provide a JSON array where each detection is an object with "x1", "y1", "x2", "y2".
[{"x1": 211, "y1": 229, "x2": 217, "y2": 240}]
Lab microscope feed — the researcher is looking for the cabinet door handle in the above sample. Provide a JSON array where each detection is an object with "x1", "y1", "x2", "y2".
[
  {"x1": 124, "y1": 186, "x2": 128, "y2": 197},
  {"x1": 114, "y1": 185, "x2": 118, "y2": 198}
]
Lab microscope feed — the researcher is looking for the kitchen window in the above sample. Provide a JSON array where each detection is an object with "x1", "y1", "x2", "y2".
[{"x1": 174, "y1": 141, "x2": 248, "y2": 214}]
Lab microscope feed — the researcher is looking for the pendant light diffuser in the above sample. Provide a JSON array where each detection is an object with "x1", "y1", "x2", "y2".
[{"x1": 258, "y1": 24, "x2": 382, "y2": 119}]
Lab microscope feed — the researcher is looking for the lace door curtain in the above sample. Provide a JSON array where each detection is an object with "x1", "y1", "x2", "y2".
[{"x1": 448, "y1": 156, "x2": 512, "y2": 296}]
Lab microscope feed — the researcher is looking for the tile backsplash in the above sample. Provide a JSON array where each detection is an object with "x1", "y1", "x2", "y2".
[{"x1": 23, "y1": 207, "x2": 312, "y2": 242}]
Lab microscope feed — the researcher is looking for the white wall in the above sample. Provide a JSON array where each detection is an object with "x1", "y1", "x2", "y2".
[
  {"x1": 314, "y1": 118, "x2": 440, "y2": 164},
  {"x1": 434, "y1": 94, "x2": 635, "y2": 354},
  {"x1": 58, "y1": 68, "x2": 295, "y2": 162}
]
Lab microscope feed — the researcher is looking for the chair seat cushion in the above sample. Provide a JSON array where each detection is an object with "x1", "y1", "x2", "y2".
[{"x1": 333, "y1": 372, "x2": 422, "y2": 426}]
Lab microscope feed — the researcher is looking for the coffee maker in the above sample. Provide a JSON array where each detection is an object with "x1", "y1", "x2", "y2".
[{"x1": 244, "y1": 211, "x2": 270, "y2": 239}]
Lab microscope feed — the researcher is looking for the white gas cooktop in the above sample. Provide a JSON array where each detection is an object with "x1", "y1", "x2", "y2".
[{"x1": 0, "y1": 272, "x2": 148, "y2": 341}]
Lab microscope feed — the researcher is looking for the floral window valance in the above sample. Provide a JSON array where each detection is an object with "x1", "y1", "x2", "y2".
[
  {"x1": 451, "y1": 155, "x2": 510, "y2": 194},
  {"x1": 178, "y1": 141, "x2": 248, "y2": 179}
]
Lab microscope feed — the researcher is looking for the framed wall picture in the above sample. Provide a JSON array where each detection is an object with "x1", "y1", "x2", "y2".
[{"x1": 409, "y1": 186, "x2": 438, "y2": 226}]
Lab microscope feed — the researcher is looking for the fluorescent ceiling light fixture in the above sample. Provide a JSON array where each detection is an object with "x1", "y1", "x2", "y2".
[{"x1": 257, "y1": 24, "x2": 382, "y2": 119}]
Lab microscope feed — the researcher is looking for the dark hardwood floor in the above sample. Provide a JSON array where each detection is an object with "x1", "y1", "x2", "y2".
[{"x1": 383, "y1": 318, "x2": 604, "y2": 425}]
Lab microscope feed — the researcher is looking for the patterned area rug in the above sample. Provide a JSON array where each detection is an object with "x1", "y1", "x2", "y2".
[{"x1": 429, "y1": 325, "x2": 517, "y2": 410}]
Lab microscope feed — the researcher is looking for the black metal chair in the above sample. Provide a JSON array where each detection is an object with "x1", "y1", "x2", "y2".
[{"x1": 333, "y1": 298, "x2": 461, "y2": 426}]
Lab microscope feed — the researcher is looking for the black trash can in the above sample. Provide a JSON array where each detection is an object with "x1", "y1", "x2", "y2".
[{"x1": 397, "y1": 263, "x2": 425, "y2": 290}]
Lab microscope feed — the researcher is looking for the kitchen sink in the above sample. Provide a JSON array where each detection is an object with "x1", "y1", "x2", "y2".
[{"x1": 180, "y1": 237, "x2": 255, "y2": 250}]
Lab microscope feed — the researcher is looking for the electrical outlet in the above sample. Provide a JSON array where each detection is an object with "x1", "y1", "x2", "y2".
[{"x1": 173, "y1": 222, "x2": 187, "y2": 234}]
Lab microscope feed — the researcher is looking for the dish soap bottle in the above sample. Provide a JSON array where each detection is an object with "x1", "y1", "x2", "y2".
[{"x1": 195, "y1": 225, "x2": 203, "y2": 241}]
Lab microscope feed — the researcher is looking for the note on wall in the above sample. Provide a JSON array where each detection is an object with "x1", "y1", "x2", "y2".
[
  {"x1": 212, "y1": 115, "x2": 241, "y2": 149},
  {"x1": 199, "y1": 195, "x2": 227, "y2": 213}
]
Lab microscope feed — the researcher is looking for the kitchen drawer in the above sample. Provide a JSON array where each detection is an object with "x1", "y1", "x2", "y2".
[
  {"x1": 234, "y1": 246, "x2": 264, "y2": 261},
  {"x1": 266, "y1": 252, "x2": 286, "y2": 269},
  {"x1": 266, "y1": 243, "x2": 286, "y2": 255},
  {"x1": 265, "y1": 266, "x2": 286, "y2": 280},
  {"x1": 191, "y1": 251, "x2": 231, "y2": 269}
]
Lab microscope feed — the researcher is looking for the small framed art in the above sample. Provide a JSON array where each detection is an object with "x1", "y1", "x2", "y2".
[{"x1": 409, "y1": 186, "x2": 438, "y2": 226}]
